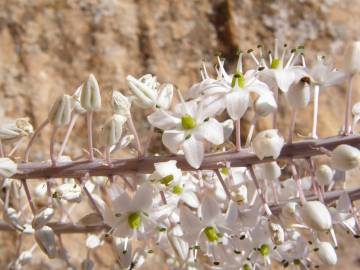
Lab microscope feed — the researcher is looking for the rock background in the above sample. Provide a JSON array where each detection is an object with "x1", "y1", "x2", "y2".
[{"x1": 0, "y1": 0, "x2": 360, "y2": 269}]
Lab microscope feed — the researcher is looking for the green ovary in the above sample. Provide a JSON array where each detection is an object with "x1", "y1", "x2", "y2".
[
  {"x1": 204, "y1": 226, "x2": 219, "y2": 242},
  {"x1": 231, "y1": 72, "x2": 246, "y2": 88},
  {"x1": 220, "y1": 167, "x2": 229, "y2": 175},
  {"x1": 243, "y1": 264, "x2": 252, "y2": 270},
  {"x1": 160, "y1": 174, "x2": 174, "y2": 186},
  {"x1": 270, "y1": 58, "x2": 281, "y2": 69},
  {"x1": 181, "y1": 115, "x2": 196, "y2": 130},
  {"x1": 259, "y1": 244, "x2": 270, "y2": 256},
  {"x1": 128, "y1": 212, "x2": 142, "y2": 229},
  {"x1": 172, "y1": 185, "x2": 183, "y2": 195}
]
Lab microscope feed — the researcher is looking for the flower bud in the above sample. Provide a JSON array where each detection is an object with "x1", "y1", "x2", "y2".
[
  {"x1": 0, "y1": 158, "x2": 17, "y2": 178},
  {"x1": 17, "y1": 250, "x2": 32, "y2": 265},
  {"x1": 268, "y1": 222, "x2": 285, "y2": 245},
  {"x1": 286, "y1": 77, "x2": 311, "y2": 109},
  {"x1": 127, "y1": 74, "x2": 158, "y2": 108},
  {"x1": 156, "y1": 83, "x2": 174, "y2": 109},
  {"x1": 317, "y1": 241, "x2": 337, "y2": 266},
  {"x1": 72, "y1": 85, "x2": 86, "y2": 114},
  {"x1": 80, "y1": 74, "x2": 101, "y2": 111},
  {"x1": 55, "y1": 183, "x2": 82, "y2": 203},
  {"x1": 230, "y1": 185, "x2": 248, "y2": 205},
  {"x1": 32, "y1": 207, "x2": 55, "y2": 230},
  {"x1": 112, "y1": 90, "x2": 131, "y2": 116},
  {"x1": 315, "y1": 164, "x2": 334, "y2": 186},
  {"x1": 254, "y1": 94, "x2": 277, "y2": 117},
  {"x1": 257, "y1": 161, "x2": 281, "y2": 180},
  {"x1": 344, "y1": 41, "x2": 360, "y2": 74},
  {"x1": 0, "y1": 118, "x2": 33, "y2": 144},
  {"x1": 331, "y1": 144, "x2": 360, "y2": 171},
  {"x1": 48, "y1": 94, "x2": 73, "y2": 127},
  {"x1": 252, "y1": 129, "x2": 284, "y2": 160},
  {"x1": 281, "y1": 202, "x2": 298, "y2": 224},
  {"x1": 300, "y1": 201, "x2": 332, "y2": 231},
  {"x1": 100, "y1": 115, "x2": 127, "y2": 147},
  {"x1": 34, "y1": 226, "x2": 57, "y2": 258},
  {"x1": 3, "y1": 207, "x2": 24, "y2": 231}
]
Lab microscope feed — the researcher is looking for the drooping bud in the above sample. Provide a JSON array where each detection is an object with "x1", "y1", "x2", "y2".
[
  {"x1": 344, "y1": 41, "x2": 360, "y2": 74},
  {"x1": 32, "y1": 207, "x2": 55, "y2": 230},
  {"x1": 100, "y1": 114, "x2": 127, "y2": 147},
  {"x1": 80, "y1": 74, "x2": 101, "y2": 111},
  {"x1": 300, "y1": 201, "x2": 332, "y2": 231},
  {"x1": 317, "y1": 241, "x2": 337, "y2": 266},
  {"x1": 254, "y1": 94, "x2": 277, "y2": 117},
  {"x1": 48, "y1": 94, "x2": 73, "y2": 127},
  {"x1": 257, "y1": 161, "x2": 281, "y2": 180},
  {"x1": 315, "y1": 164, "x2": 334, "y2": 186},
  {"x1": 330, "y1": 144, "x2": 360, "y2": 171},
  {"x1": 112, "y1": 90, "x2": 131, "y2": 116},
  {"x1": 0, "y1": 158, "x2": 17, "y2": 178},
  {"x1": 3, "y1": 207, "x2": 24, "y2": 231},
  {"x1": 252, "y1": 129, "x2": 284, "y2": 160},
  {"x1": 55, "y1": 183, "x2": 82, "y2": 203},
  {"x1": 285, "y1": 77, "x2": 311, "y2": 109},
  {"x1": 0, "y1": 118, "x2": 33, "y2": 144},
  {"x1": 34, "y1": 226, "x2": 57, "y2": 258}
]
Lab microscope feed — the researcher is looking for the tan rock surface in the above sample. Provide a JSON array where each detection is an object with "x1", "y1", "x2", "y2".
[{"x1": 0, "y1": 0, "x2": 360, "y2": 269}]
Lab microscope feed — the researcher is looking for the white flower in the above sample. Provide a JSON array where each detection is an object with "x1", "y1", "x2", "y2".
[
  {"x1": 34, "y1": 226, "x2": 57, "y2": 258},
  {"x1": 55, "y1": 182, "x2": 82, "y2": 203},
  {"x1": 344, "y1": 41, "x2": 360, "y2": 74},
  {"x1": 300, "y1": 201, "x2": 332, "y2": 231},
  {"x1": 32, "y1": 207, "x2": 55, "y2": 230},
  {"x1": 316, "y1": 241, "x2": 337, "y2": 266},
  {"x1": 252, "y1": 129, "x2": 284, "y2": 160},
  {"x1": 285, "y1": 77, "x2": 311, "y2": 109},
  {"x1": 147, "y1": 101, "x2": 224, "y2": 168},
  {"x1": 105, "y1": 183, "x2": 155, "y2": 239},
  {"x1": 309, "y1": 57, "x2": 346, "y2": 87},
  {"x1": 127, "y1": 74, "x2": 173, "y2": 109},
  {"x1": 315, "y1": 164, "x2": 334, "y2": 186},
  {"x1": 99, "y1": 114, "x2": 127, "y2": 147},
  {"x1": 0, "y1": 118, "x2": 33, "y2": 144},
  {"x1": 112, "y1": 238, "x2": 146, "y2": 269},
  {"x1": 48, "y1": 94, "x2": 73, "y2": 127},
  {"x1": 112, "y1": 90, "x2": 131, "y2": 116},
  {"x1": 0, "y1": 158, "x2": 17, "y2": 178},
  {"x1": 330, "y1": 144, "x2": 360, "y2": 171},
  {"x1": 80, "y1": 74, "x2": 101, "y2": 111}
]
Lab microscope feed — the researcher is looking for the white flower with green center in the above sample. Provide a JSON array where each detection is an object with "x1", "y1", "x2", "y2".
[
  {"x1": 166, "y1": 173, "x2": 200, "y2": 208},
  {"x1": 147, "y1": 100, "x2": 224, "y2": 168},
  {"x1": 104, "y1": 183, "x2": 155, "y2": 239},
  {"x1": 127, "y1": 74, "x2": 174, "y2": 109}
]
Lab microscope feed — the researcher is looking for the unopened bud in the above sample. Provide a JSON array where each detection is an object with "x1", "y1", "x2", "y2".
[
  {"x1": 34, "y1": 226, "x2": 57, "y2": 258},
  {"x1": 252, "y1": 129, "x2": 284, "y2": 160},
  {"x1": 268, "y1": 222, "x2": 285, "y2": 245},
  {"x1": 300, "y1": 201, "x2": 332, "y2": 231},
  {"x1": 317, "y1": 241, "x2": 337, "y2": 266},
  {"x1": 344, "y1": 41, "x2": 360, "y2": 74},
  {"x1": 55, "y1": 183, "x2": 82, "y2": 203},
  {"x1": 3, "y1": 207, "x2": 24, "y2": 231},
  {"x1": 32, "y1": 207, "x2": 55, "y2": 230},
  {"x1": 0, "y1": 158, "x2": 17, "y2": 178},
  {"x1": 80, "y1": 74, "x2": 101, "y2": 111},
  {"x1": 315, "y1": 164, "x2": 334, "y2": 186},
  {"x1": 0, "y1": 118, "x2": 33, "y2": 144},
  {"x1": 331, "y1": 144, "x2": 360, "y2": 171},
  {"x1": 48, "y1": 94, "x2": 73, "y2": 127},
  {"x1": 100, "y1": 115, "x2": 127, "y2": 147},
  {"x1": 112, "y1": 90, "x2": 131, "y2": 116},
  {"x1": 156, "y1": 83, "x2": 174, "y2": 109}
]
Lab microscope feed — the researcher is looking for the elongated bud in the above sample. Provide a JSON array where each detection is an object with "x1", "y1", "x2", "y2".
[
  {"x1": 254, "y1": 94, "x2": 277, "y2": 117},
  {"x1": 3, "y1": 207, "x2": 24, "y2": 231},
  {"x1": 331, "y1": 144, "x2": 360, "y2": 171},
  {"x1": 100, "y1": 115, "x2": 127, "y2": 147},
  {"x1": 300, "y1": 201, "x2": 332, "y2": 231},
  {"x1": 257, "y1": 161, "x2": 281, "y2": 180},
  {"x1": 48, "y1": 94, "x2": 73, "y2": 127},
  {"x1": 112, "y1": 90, "x2": 131, "y2": 116},
  {"x1": 286, "y1": 77, "x2": 311, "y2": 109},
  {"x1": 80, "y1": 74, "x2": 101, "y2": 111},
  {"x1": 156, "y1": 83, "x2": 174, "y2": 109},
  {"x1": 55, "y1": 183, "x2": 82, "y2": 203},
  {"x1": 252, "y1": 129, "x2": 284, "y2": 160},
  {"x1": 72, "y1": 85, "x2": 86, "y2": 114},
  {"x1": 344, "y1": 41, "x2": 360, "y2": 74},
  {"x1": 34, "y1": 226, "x2": 57, "y2": 258},
  {"x1": 315, "y1": 164, "x2": 334, "y2": 186},
  {"x1": 0, "y1": 118, "x2": 34, "y2": 144},
  {"x1": 127, "y1": 74, "x2": 157, "y2": 108},
  {"x1": 0, "y1": 157, "x2": 17, "y2": 178},
  {"x1": 317, "y1": 241, "x2": 337, "y2": 266},
  {"x1": 32, "y1": 207, "x2": 55, "y2": 230}
]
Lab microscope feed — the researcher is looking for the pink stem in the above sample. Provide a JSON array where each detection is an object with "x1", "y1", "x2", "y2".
[
  {"x1": 344, "y1": 75, "x2": 353, "y2": 135},
  {"x1": 214, "y1": 169, "x2": 231, "y2": 199},
  {"x1": 86, "y1": 111, "x2": 94, "y2": 161},
  {"x1": 21, "y1": 179, "x2": 36, "y2": 215},
  {"x1": 105, "y1": 146, "x2": 111, "y2": 164},
  {"x1": 288, "y1": 109, "x2": 297, "y2": 143},
  {"x1": 58, "y1": 113, "x2": 79, "y2": 157},
  {"x1": 24, "y1": 119, "x2": 49, "y2": 162},
  {"x1": 311, "y1": 85, "x2": 320, "y2": 138},
  {"x1": 289, "y1": 161, "x2": 306, "y2": 205},
  {"x1": 272, "y1": 87, "x2": 279, "y2": 129},
  {"x1": 128, "y1": 113, "x2": 143, "y2": 158},
  {"x1": 245, "y1": 115, "x2": 257, "y2": 147},
  {"x1": 235, "y1": 119, "x2": 241, "y2": 151},
  {"x1": 8, "y1": 137, "x2": 25, "y2": 157},
  {"x1": 0, "y1": 143, "x2": 4, "y2": 157},
  {"x1": 160, "y1": 191, "x2": 167, "y2": 204},
  {"x1": 78, "y1": 177, "x2": 103, "y2": 219},
  {"x1": 50, "y1": 126, "x2": 58, "y2": 166}
]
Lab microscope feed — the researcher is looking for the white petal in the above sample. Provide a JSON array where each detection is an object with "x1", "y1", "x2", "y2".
[
  {"x1": 181, "y1": 191, "x2": 200, "y2": 208},
  {"x1": 156, "y1": 84, "x2": 174, "y2": 109},
  {"x1": 147, "y1": 110, "x2": 180, "y2": 130},
  {"x1": 182, "y1": 136, "x2": 204, "y2": 169},
  {"x1": 162, "y1": 130, "x2": 185, "y2": 154},
  {"x1": 225, "y1": 90, "x2": 249, "y2": 120},
  {"x1": 200, "y1": 195, "x2": 220, "y2": 223},
  {"x1": 337, "y1": 192, "x2": 351, "y2": 213},
  {"x1": 179, "y1": 207, "x2": 203, "y2": 235},
  {"x1": 133, "y1": 183, "x2": 153, "y2": 211},
  {"x1": 174, "y1": 100, "x2": 198, "y2": 117},
  {"x1": 195, "y1": 118, "x2": 224, "y2": 145},
  {"x1": 113, "y1": 192, "x2": 132, "y2": 214},
  {"x1": 274, "y1": 69, "x2": 296, "y2": 92}
]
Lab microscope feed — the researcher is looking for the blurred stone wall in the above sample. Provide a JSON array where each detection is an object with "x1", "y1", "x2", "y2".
[{"x1": 0, "y1": 0, "x2": 360, "y2": 269}]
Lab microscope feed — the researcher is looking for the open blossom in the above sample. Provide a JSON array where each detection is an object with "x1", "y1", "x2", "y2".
[{"x1": 147, "y1": 100, "x2": 224, "y2": 168}]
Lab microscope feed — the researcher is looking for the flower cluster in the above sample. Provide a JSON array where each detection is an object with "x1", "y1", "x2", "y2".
[{"x1": 0, "y1": 40, "x2": 360, "y2": 269}]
